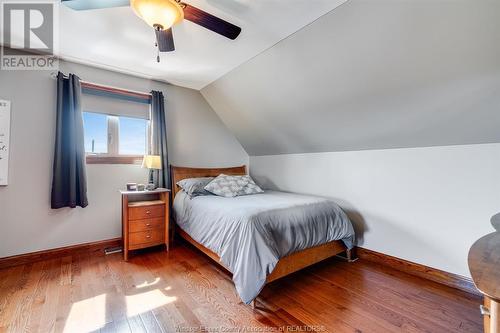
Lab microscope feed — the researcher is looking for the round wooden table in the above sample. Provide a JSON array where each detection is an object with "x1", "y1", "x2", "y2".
[{"x1": 468, "y1": 228, "x2": 500, "y2": 333}]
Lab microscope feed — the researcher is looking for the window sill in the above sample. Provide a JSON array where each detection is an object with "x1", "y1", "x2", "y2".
[{"x1": 86, "y1": 155, "x2": 143, "y2": 165}]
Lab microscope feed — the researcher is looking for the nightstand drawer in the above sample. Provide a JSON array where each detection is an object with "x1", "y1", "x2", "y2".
[
  {"x1": 129, "y1": 228, "x2": 164, "y2": 248},
  {"x1": 128, "y1": 205, "x2": 164, "y2": 220},
  {"x1": 129, "y1": 217, "x2": 164, "y2": 233}
]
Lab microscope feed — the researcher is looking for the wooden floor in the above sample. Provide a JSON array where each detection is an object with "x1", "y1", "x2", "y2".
[{"x1": 0, "y1": 243, "x2": 483, "y2": 333}]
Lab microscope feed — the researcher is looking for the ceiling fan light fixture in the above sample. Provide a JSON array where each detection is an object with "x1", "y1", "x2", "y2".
[{"x1": 130, "y1": 0, "x2": 184, "y2": 30}]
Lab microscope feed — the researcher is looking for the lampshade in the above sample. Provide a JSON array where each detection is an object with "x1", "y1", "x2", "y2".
[
  {"x1": 130, "y1": 0, "x2": 184, "y2": 30},
  {"x1": 141, "y1": 155, "x2": 162, "y2": 170}
]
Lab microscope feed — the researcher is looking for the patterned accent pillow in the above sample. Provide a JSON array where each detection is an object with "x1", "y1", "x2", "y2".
[
  {"x1": 204, "y1": 174, "x2": 250, "y2": 198},
  {"x1": 237, "y1": 175, "x2": 264, "y2": 196},
  {"x1": 177, "y1": 177, "x2": 214, "y2": 198},
  {"x1": 204, "y1": 174, "x2": 264, "y2": 197}
]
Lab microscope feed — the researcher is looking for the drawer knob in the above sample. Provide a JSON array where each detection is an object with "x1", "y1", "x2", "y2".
[
  {"x1": 146, "y1": 210, "x2": 151, "y2": 214},
  {"x1": 146, "y1": 235, "x2": 151, "y2": 238},
  {"x1": 146, "y1": 223, "x2": 151, "y2": 226}
]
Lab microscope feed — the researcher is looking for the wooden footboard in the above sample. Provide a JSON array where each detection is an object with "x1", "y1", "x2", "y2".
[
  {"x1": 177, "y1": 227, "x2": 346, "y2": 284},
  {"x1": 267, "y1": 240, "x2": 346, "y2": 283}
]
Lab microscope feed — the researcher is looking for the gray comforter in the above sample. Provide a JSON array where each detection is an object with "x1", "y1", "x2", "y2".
[{"x1": 173, "y1": 190, "x2": 355, "y2": 304}]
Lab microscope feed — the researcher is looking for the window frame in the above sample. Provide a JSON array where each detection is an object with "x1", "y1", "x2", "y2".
[{"x1": 83, "y1": 112, "x2": 150, "y2": 165}]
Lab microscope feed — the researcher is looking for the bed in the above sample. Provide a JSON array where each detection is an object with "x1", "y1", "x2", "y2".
[{"x1": 171, "y1": 165, "x2": 355, "y2": 306}]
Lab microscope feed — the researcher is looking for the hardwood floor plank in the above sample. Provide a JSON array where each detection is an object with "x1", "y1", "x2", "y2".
[
  {"x1": 99, "y1": 320, "x2": 117, "y2": 333},
  {"x1": 0, "y1": 264, "x2": 31, "y2": 330},
  {"x1": 103, "y1": 254, "x2": 132, "y2": 324},
  {"x1": 112, "y1": 318, "x2": 132, "y2": 333},
  {"x1": 323, "y1": 274, "x2": 471, "y2": 332},
  {"x1": 176, "y1": 259, "x2": 267, "y2": 328},
  {"x1": 281, "y1": 272, "x2": 442, "y2": 333},
  {"x1": 282, "y1": 282, "x2": 398, "y2": 332},
  {"x1": 342, "y1": 258, "x2": 481, "y2": 306},
  {"x1": 172, "y1": 247, "x2": 270, "y2": 326},
  {"x1": 350, "y1": 259, "x2": 479, "y2": 304},
  {"x1": 125, "y1": 315, "x2": 147, "y2": 333},
  {"x1": 139, "y1": 255, "x2": 202, "y2": 328},
  {"x1": 54, "y1": 257, "x2": 74, "y2": 332},
  {"x1": 0, "y1": 244, "x2": 482, "y2": 333},
  {"x1": 140, "y1": 311, "x2": 164, "y2": 333},
  {"x1": 314, "y1": 260, "x2": 482, "y2": 331},
  {"x1": 32, "y1": 258, "x2": 62, "y2": 333},
  {"x1": 176, "y1": 257, "x2": 267, "y2": 326},
  {"x1": 7, "y1": 261, "x2": 47, "y2": 333},
  {"x1": 260, "y1": 289, "x2": 354, "y2": 333},
  {"x1": 0, "y1": 268, "x2": 18, "y2": 329},
  {"x1": 151, "y1": 305, "x2": 183, "y2": 333},
  {"x1": 149, "y1": 255, "x2": 232, "y2": 327},
  {"x1": 144, "y1": 252, "x2": 200, "y2": 311}
]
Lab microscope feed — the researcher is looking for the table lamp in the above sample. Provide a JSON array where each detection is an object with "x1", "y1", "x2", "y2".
[{"x1": 141, "y1": 155, "x2": 162, "y2": 190}]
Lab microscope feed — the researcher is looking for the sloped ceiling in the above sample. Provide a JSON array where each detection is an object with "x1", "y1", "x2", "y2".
[{"x1": 201, "y1": 0, "x2": 500, "y2": 156}]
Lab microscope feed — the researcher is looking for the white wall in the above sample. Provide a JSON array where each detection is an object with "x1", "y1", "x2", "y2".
[
  {"x1": 0, "y1": 60, "x2": 248, "y2": 258},
  {"x1": 250, "y1": 143, "x2": 500, "y2": 277}
]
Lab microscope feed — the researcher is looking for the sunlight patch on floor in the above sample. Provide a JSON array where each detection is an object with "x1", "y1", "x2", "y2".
[
  {"x1": 136, "y1": 277, "x2": 161, "y2": 288},
  {"x1": 64, "y1": 294, "x2": 107, "y2": 333},
  {"x1": 126, "y1": 289, "x2": 177, "y2": 316}
]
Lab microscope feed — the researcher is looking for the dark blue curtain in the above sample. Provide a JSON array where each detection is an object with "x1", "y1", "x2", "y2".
[
  {"x1": 150, "y1": 91, "x2": 169, "y2": 189},
  {"x1": 51, "y1": 72, "x2": 88, "y2": 208}
]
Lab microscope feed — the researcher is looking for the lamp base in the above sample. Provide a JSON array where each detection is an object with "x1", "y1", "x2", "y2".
[{"x1": 146, "y1": 183, "x2": 156, "y2": 191}]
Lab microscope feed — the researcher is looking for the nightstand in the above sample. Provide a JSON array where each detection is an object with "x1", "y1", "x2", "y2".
[{"x1": 120, "y1": 189, "x2": 171, "y2": 260}]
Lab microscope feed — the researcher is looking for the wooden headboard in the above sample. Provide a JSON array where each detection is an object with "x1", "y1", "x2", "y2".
[{"x1": 170, "y1": 165, "x2": 247, "y2": 199}]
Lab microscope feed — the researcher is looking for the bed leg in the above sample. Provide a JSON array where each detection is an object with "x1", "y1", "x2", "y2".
[{"x1": 346, "y1": 248, "x2": 358, "y2": 262}]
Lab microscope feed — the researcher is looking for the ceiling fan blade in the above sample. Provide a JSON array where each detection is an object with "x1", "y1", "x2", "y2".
[
  {"x1": 61, "y1": 0, "x2": 130, "y2": 11},
  {"x1": 182, "y1": 4, "x2": 241, "y2": 40},
  {"x1": 155, "y1": 28, "x2": 175, "y2": 52}
]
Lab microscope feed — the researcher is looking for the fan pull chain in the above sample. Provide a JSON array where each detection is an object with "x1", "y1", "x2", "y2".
[{"x1": 155, "y1": 42, "x2": 160, "y2": 63}]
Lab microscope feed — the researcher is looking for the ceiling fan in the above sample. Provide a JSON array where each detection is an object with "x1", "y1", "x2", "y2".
[{"x1": 61, "y1": 0, "x2": 242, "y2": 61}]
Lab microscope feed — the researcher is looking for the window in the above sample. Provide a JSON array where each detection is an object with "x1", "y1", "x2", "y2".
[{"x1": 83, "y1": 112, "x2": 150, "y2": 164}]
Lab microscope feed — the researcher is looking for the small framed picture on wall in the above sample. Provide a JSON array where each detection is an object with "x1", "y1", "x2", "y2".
[{"x1": 0, "y1": 99, "x2": 11, "y2": 186}]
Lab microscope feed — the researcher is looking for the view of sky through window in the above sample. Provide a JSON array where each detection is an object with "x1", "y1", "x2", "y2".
[
  {"x1": 119, "y1": 116, "x2": 148, "y2": 155},
  {"x1": 83, "y1": 112, "x2": 107, "y2": 154}
]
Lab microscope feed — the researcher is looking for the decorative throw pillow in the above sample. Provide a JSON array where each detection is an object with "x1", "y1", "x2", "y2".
[
  {"x1": 204, "y1": 174, "x2": 249, "y2": 198},
  {"x1": 177, "y1": 177, "x2": 214, "y2": 198},
  {"x1": 237, "y1": 175, "x2": 264, "y2": 196}
]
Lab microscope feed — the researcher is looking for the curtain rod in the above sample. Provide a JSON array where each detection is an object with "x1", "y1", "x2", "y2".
[{"x1": 50, "y1": 72, "x2": 152, "y2": 99}]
